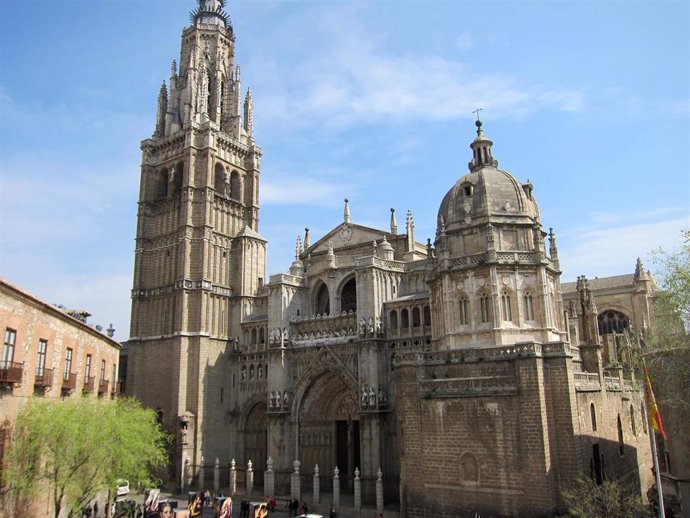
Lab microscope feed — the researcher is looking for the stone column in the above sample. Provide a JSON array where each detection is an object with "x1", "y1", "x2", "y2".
[
  {"x1": 265, "y1": 457, "x2": 275, "y2": 499},
  {"x1": 354, "y1": 468, "x2": 362, "y2": 516},
  {"x1": 376, "y1": 467, "x2": 384, "y2": 515},
  {"x1": 246, "y1": 460, "x2": 254, "y2": 497},
  {"x1": 313, "y1": 464, "x2": 320, "y2": 504},
  {"x1": 291, "y1": 460, "x2": 301, "y2": 501},
  {"x1": 181, "y1": 456, "x2": 189, "y2": 493},
  {"x1": 229, "y1": 459, "x2": 237, "y2": 495},
  {"x1": 199, "y1": 456, "x2": 205, "y2": 489},
  {"x1": 214, "y1": 458, "x2": 220, "y2": 493},
  {"x1": 333, "y1": 466, "x2": 340, "y2": 509}
]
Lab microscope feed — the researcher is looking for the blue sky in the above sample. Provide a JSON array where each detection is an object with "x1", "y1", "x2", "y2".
[{"x1": 0, "y1": 0, "x2": 688, "y2": 342}]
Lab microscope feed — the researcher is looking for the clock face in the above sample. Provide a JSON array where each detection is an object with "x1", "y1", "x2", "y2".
[{"x1": 340, "y1": 225, "x2": 352, "y2": 242}]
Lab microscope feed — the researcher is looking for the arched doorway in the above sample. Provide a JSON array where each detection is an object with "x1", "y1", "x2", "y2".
[
  {"x1": 245, "y1": 403, "x2": 267, "y2": 485},
  {"x1": 298, "y1": 372, "x2": 359, "y2": 491}
]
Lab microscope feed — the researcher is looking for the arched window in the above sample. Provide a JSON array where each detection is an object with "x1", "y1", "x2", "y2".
[
  {"x1": 230, "y1": 170, "x2": 242, "y2": 201},
  {"x1": 641, "y1": 402, "x2": 647, "y2": 435},
  {"x1": 315, "y1": 283, "x2": 330, "y2": 316},
  {"x1": 630, "y1": 404, "x2": 636, "y2": 436},
  {"x1": 389, "y1": 310, "x2": 399, "y2": 330},
  {"x1": 590, "y1": 402, "x2": 597, "y2": 431},
  {"x1": 423, "y1": 305, "x2": 431, "y2": 326},
  {"x1": 251, "y1": 328, "x2": 257, "y2": 344},
  {"x1": 243, "y1": 330, "x2": 249, "y2": 345},
  {"x1": 501, "y1": 291, "x2": 512, "y2": 321},
  {"x1": 341, "y1": 278, "x2": 357, "y2": 313},
  {"x1": 617, "y1": 414, "x2": 625, "y2": 455},
  {"x1": 412, "y1": 307, "x2": 421, "y2": 328},
  {"x1": 158, "y1": 169, "x2": 168, "y2": 198},
  {"x1": 259, "y1": 328, "x2": 265, "y2": 344},
  {"x1": 460, "y1": 453, "x2": 479, "y2": 485},
  {"x1": 480, "y1": 293, "x2": 492, "y2": 323},
  {"x1": 459, "y1": 297, "x2": 469, "y2": 326},
  {"x1": 598, "y1": 310, "x2": 630, "y2": 336},
  {"x1": 401, "y1": 308, "x2": 410, "y2": 328},
  {"x1": 523, "y1": 292, "x2": 534, "y2": 321},
  {"x1": 215, "y1": 163, "x2": 228, "y2": 194}
]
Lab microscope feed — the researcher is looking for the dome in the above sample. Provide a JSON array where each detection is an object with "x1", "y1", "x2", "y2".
[
  {"x1": 437, "y1": 121, "x2": 540, "y2": 234},
  {"x1": 437, "y1": 166, "x2": 540, "y2": 233}
]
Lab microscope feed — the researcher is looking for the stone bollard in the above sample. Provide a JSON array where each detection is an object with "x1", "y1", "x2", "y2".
[
  {"x1": 214, "y1": 458, "x2": 220, "y2": 493},
  {"x1": 376, "y1": 467, "x2": 384, "y2": 516},
  {"x1": 199, "y1": 456, "x2": 205, "y2": 490},
  {"x1": 291, "y1": 459, "x2": 301, "y2": 501},
  {"x1": 265, "y1": 457, "x2": 275, "y2": 499},
  {"x1": 354, "y1": 467, "x2": 361, "y2": 515},
  {"x1": 229, "y1": 458, "x2": 237, "y2": 495},
  {"x1": 333, "y1": 466, "x2": 340, "y2": 509},
  {"x1": 246, "y1": 460, "x2": 254, "y2": 496},
  {"x1": 313, "y1": 464, "x2": 320, "y2": 504}
]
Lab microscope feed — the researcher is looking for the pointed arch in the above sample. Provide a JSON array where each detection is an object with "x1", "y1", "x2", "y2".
[
  {"x1": 479, "y1": 291, "x2": 492, "y2": 324},
  {"x1": 389, "y1": 309, "x2": 399, "y2": 330},
  {"x1": 230, "y1": 170, "x2": 242, "y2": 201},
  {"x1": 339, "y1": 276, "x2": 357, "y2": 313},
  {"x1": 314, "y1": 281, "x2": 330, "y2": 316}
]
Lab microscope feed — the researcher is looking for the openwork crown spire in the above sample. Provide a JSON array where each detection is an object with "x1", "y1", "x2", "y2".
[{"x1": 190, "y1": 0, "x2": 230, "y2": 28}]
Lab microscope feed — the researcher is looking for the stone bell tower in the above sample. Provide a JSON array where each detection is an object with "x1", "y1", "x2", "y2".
[{"x1": 126, "y1": 0, "x2": 266, "y2": 480}]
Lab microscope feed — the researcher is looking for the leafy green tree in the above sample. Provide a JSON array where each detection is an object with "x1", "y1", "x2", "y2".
[
  {"x1": 646, "y1": 229, "x2": 690, "y2": 429},
  {"x1": 560, "y1": 477, "x2": 647, "y2": 518},
  {"x1": 2, "y1": 396, "x2": 169, "y2": 518}
]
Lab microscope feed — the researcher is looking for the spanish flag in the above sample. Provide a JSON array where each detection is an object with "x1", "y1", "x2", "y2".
[{"x1": 643, "y1": 365, "x2": 668, "y2": 440}]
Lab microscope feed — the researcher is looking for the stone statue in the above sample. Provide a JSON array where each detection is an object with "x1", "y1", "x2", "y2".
[
  {"x1": 368, "y1": 387, "x2": 376, "y2": 408},
  {"x1": 268, "y1": 391, "x2": 274, "y2": 409},
  {"x1": 361, "y1": 386, "x2": 368, "y2": 408},
  {"x1": 241, "y1": 365, "x2": 247, "y2": 380},
  {"x1": 283, "y1": 391, "x2": 289, "y2": 409}
]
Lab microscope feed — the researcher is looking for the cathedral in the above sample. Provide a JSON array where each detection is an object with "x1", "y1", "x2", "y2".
[{"x1": 125, "y1": 2, "x2": 656, "y2": 516}]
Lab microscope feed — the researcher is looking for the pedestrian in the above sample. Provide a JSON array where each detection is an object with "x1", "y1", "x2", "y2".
[
  {"x1": 189, "y1": 493, "x2": 203, "y2": 517},
  {"x1": 300, "y1": 502, "x2": 308, "y2": 515},
  {"x1": 329, "y1": 509, "x2": 337, "y2": 518},
  {"x1": 93, "y1": 501, "x2": 99, "y2": 518}
]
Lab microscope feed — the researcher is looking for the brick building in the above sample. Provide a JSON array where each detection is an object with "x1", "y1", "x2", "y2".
[
  {"x1": 125, "y1": 2, "x2": 656, "y2": 516},
  {"x1": 0, "y1": 278, "x2": 121, "y2": 513}
]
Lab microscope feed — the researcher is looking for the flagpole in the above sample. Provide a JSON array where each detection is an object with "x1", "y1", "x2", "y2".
[
  {"x1": 643, "y1": 357, "x2": 666, "y2": 518},
  {"x1": 649, "y1": 428, "x2": 666, "y2": 518}
]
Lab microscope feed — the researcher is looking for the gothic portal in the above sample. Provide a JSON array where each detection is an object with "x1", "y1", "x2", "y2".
[{"x1": 126, "y1": 2, "x2": 656, "y2": 517}]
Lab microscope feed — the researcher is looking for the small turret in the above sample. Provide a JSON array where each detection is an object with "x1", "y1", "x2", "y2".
[
  {"x1": 405, "y1": 210, "x2": 414, "y2": 252},
  {"x1": 549, "y1": 227, "x2": 560, "y2": 268},
  {"x1": 155, "y1": 82, "x2": 168, "y2": 138},
  {"x1": 468, "y1": 117, "x2": 498, "y2": 172},
  {"x1": 243, "y1": 88, "x2": 253, "y2": 135}
]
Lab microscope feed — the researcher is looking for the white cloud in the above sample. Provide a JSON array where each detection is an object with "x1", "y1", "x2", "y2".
[
  {"x1": 456, "y1": 33, "x2": 475, "y2": 52},
  {"x1": 558, "y1": 213, "x2": 689, "y2": 282},
  {"x1": 262, "y1": 176, "x2": 352, "y2": 206},
  {"x1": 249, "y1": 11, "x2": 587, "y2": 133}
]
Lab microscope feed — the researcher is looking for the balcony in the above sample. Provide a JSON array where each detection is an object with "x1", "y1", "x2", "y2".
[
  {"x1": 0, "y1": 361, "x2": 24, "y2": 385},
  {"x1": 98, "y1": 379, "x2": 110, "y2": 395},
  {"x1": 61, "y1": 372, "x2": 77, "y2": 392},
  {"x1": 34, "y1": 367, "x2": 54, "y2": 388},
  {"x1": 83, "y1": 375, "x2": 95, "y2": 393}
]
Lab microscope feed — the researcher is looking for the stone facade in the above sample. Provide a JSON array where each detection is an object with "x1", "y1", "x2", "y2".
[
  {"x1": 0, "y1": 278, "x2": 121, "y2": 516},
  {"x1": 125, "y1": 2, "x2": 656, "y2": 516}
]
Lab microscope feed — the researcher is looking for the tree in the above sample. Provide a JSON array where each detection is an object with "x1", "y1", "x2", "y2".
[
  {"x1": 2, "y1": 397, "x2": 169, "y2": 518},
  {"x1": 560, "y1": 476, "x2": 647, "y2": 518},
  {"x1": 646, "y1": 229, "x2": 690, "y2": 429}
]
